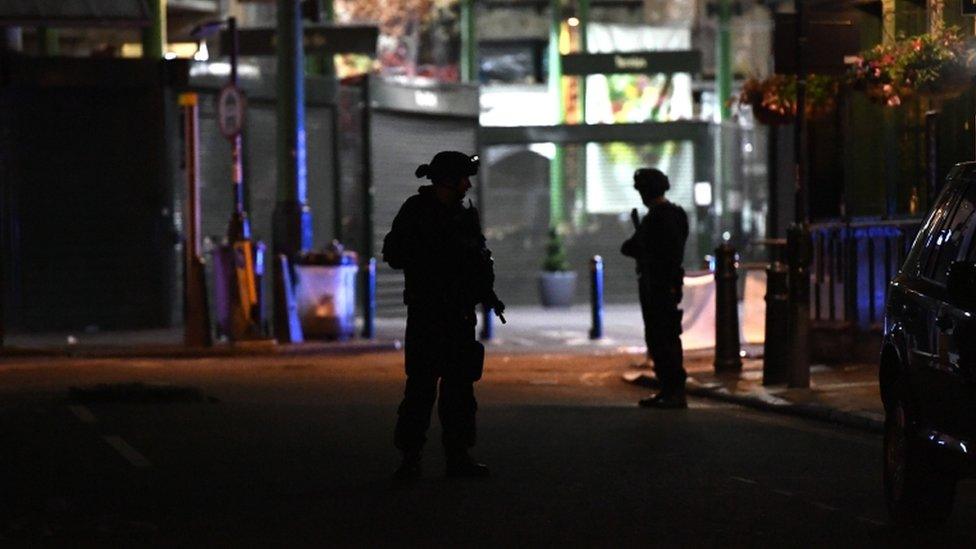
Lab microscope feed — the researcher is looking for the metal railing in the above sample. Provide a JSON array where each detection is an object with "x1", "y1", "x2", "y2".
[{"x1": 809, "y1": 218, "x2": 922, "y2": 328}]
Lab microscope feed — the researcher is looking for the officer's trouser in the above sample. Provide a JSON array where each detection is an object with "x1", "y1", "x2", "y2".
[
  {"x1": 394, "y1": 306, "x2": 478, "y2": 455},
  {"x1": 638, "y1": 279, "x2": 686, "y2": 395}
]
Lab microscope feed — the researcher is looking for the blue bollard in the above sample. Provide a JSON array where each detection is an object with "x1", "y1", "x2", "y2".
[
  {"x1": 362, "y1": 257, "x2": 376, "y2": 339},
  {"x1": 480, "y1": 303, "x2": 494, "y2": 341},
  {"x1": 589, "y1": 255, "x2": 604, "y2": 340}
]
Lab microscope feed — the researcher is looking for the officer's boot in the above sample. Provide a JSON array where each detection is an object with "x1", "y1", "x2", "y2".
[
  {"x1": 393, "y1": 449, "x2": 422, "y2": 483},
  {"x1": 445, "y1": 449, "x2": 490, "y2": 478}
]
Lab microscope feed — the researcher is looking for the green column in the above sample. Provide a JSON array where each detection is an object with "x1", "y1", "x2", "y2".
[
  {"x1": 37, "y1": 27, "x2": 59, "y2": 56},
  {"x1": 578, "y1": 0, "x2": 588, "y2": 123},
  {"x1": 461, "y1": 0, "x2": 477, "y2": 82},
  {"x1": 549, "y1": 0, "x2": 565, "y2": 229},
  {"x1": 142, "y1": 0, "x2": 166, "y2": 59},
  {"x1": 274, "y1": 0, "x2": 313, "y2": 256},
  {"x1": 717, "y1": 0, "x2": 731, "y2": 121}
]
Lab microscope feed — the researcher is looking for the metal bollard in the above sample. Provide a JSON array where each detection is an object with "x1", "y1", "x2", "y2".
[
  {"x1": 787, "y1": 223, "x2": 812, "y2": 388},
  {"x1": 763, "y1": 260, "x2": 790, "y2": 385},
  {"x1": 589, "y1": 255, "x2": 604, "y2": 340},
  {"x1": 273, "y1": 254, "x2": 304, "y2": 344},
  {"x1": 480, "y1": 303, "x2": 494, "y2": 341},
  {"x1": 714, "y1": 243, "x2": 742, "y2": 373},
  {"x1": 362, "y1": 257, "x2": 376, "y2": 339}
]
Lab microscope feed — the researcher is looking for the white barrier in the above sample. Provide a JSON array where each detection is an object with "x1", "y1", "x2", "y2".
[{"x1": 678, "y1": 269, "x2": 767, "y2": 351}]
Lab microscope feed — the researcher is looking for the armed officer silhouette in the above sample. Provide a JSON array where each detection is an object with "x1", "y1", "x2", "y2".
[{"x1": 382, "y1": 151, "x2": 505, "y2": 482}]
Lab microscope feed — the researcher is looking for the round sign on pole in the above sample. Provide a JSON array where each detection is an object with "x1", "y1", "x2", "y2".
[{"x1": 217, "y1": 84, "x2": 246, "y2": 139}]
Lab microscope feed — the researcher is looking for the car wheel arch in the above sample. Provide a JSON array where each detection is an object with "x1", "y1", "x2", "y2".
[{"x1": 880, "y1": 337, "x2": 908, "y2": 413}]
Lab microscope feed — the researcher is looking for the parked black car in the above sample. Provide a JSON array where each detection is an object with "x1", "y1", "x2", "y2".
[{"x1": 882, "y1": 161, "x2": 976, "y2": 525}]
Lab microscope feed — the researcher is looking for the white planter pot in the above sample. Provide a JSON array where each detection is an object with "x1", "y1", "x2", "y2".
[{"x1": 538, "y1": 271, "x2": 577, "y2": 307}]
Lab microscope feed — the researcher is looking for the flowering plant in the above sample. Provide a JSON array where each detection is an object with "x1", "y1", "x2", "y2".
[
  {"x1": 848, "y1": 26, "x2": 976, "y2": 106},
  {"x1": 738, "y1": 74, "x2": 840, "y2": 125},
  {"x1": 901, "y1": 26, "x2": 975, "y2": 100},
  {"x1": 847, "y1": 41, "x2": 909, "y2": 106}
]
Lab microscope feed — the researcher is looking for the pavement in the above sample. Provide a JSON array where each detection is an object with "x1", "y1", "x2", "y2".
[
  {"x1": 1, "y1": 303, "x2": 886, "y2": 433},
  {"x1": 623, "y1": 355, "x2": 884, "y2": 434}
]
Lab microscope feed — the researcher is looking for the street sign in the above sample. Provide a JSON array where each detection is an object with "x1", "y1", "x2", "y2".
[
  {"x1": 561, "y1": 51, "x2": 702, "y2": 76},
  {"x1": 964, "y1": 0, "x2": 976, "y2": 15},
  {"x1": 219, "y1": 24, "x2": 379, "y2": 57},
  {"x1": 217, "y1": 84, "x2": 246, "y2": 139}
]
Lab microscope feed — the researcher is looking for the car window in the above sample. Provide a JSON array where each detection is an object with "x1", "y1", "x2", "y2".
[
  {"x1": 925, "y1": 179, "x2": 976, "y2": 284},
  {"x1": 915, "y1": 183, "x2": 962, "y2": 279}
]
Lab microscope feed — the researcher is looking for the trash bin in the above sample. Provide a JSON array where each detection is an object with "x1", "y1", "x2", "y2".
[{"x1": 294, "y1": 241, "x2": 359, "y2": 340}]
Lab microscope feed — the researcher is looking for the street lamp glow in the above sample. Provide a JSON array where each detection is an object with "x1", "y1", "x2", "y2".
[{"x1": 567, "y1": 17, "x2": 580, "y2": 27}]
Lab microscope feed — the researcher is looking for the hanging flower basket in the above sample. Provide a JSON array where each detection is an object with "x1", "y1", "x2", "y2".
[
  {"x1": 738, "y1": 74, "x2": 839, "y2": 125},
  {"x1": 848, "y1": 26, "x2": 976, "y2": 106},
  {"x1": 903, "y1": 28, "x2": 975, "y2": 101},
  {"x1": 847, "y1": 41, "x2": 909, "y2": 107}
]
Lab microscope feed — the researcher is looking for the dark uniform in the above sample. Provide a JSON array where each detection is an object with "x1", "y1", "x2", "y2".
[
  {"x1": 382, "y1": 185, "x2": 499, "y2": 459},
  {"x1": 621, "y1": 200, "x2": 689, "y2": 396}
]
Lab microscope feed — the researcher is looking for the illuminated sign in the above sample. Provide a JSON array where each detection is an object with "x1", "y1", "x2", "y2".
[{"x1": 561, "y1": 51, "x2": 701, "y2": 75}]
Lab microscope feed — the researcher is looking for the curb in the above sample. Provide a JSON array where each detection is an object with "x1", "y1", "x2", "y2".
[
  {"x1": 685, "y1": 385, "x2": 884, "y2": 434},
  {"x1": 0, "y1": 340, "x2": 402, "y2": 360},
  {"x1": 624, "y1": 372, "x2": 884, "y2": 434}
]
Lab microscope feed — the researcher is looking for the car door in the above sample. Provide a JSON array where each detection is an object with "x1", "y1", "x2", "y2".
[
  {"x1": 904, "y1": 174, "x2": 965, "y2": 433},
  {"x1": 938, "y1": 179, "x2": 976, "y2": 441},
  {"x1": 918, "y1": 175, "x2": 976, "y2": 438}
]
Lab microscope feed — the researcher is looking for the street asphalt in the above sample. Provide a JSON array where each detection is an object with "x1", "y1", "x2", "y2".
[{"x1": 1, "y1": 351, "x2": 974, "y2": 546}]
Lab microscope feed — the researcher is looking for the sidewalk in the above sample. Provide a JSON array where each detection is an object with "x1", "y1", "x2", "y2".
[{"x1": 624, "y1": 355, "x2": 885, "y2": 433}]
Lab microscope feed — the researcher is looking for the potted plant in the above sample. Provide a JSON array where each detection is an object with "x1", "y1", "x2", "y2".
[{"x1": 538, "y1": 228, "x2": 577, "y2": 307}]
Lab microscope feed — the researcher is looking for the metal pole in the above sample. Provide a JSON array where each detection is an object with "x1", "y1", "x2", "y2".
[
  {"x1": 787, "y1": 224, "x2": 811, "y2": 387},
  {"x1": 460, "y1": 0, "x2": 476, "y2": 82},
  {"x1": 549, "y1": 0, "x2": 565, "y2": 229},
  {"x1": 714, "y1": 243, "x2": 742, "y2": 373},
  {"x1": 362, "y1": 257, "x2": 376, "y2": 339},
  {"x1": 181, "y1": 93, "x2": 212, "y2": 347},
  {"x1": 578, "y1": 0, "x2": 589, "y2": 123},
  {"x1": 358, "y1": 78, "x2": 377, "y2": 340},
  {"x1": 227, "y1": 17, "x2": 251, "y2": 242},
  {"x1": 142, "y1": 0, "x2": 166, "y2": 59},
  {"x1": 763, "y1": 255, "x2": 789, "y2": 385},
  {"x1": 717, "y1": 0, "x2": 732, "y2": 121},
  {"x1": 589, "y1": 255, "x2": 604, "y2": 339},
  {"x1": 361, "y1": 76, "x2": 374, "y2": 260},
  {"x1": 786, "y1": 0, "x2": 812, "y2": 388},
  {"x1": 273, "y1": 0, "x2": 313, "y2": 258},
  {"x1": 926, "y1": 110, "x2": 939, "y2": 203}
]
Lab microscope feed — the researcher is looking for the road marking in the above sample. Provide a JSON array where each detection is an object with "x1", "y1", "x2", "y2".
[
  {"x1": 857, "y1": 516, "x2": 886, "y2": 526},
  {"x1": 771, "y1": 489, "x2": 794, "y2": 497},
  {"x1": 729, "y1": 476, "x2": 758, "y2": 485},
  {"x1": 810, "y1": 501, "x2": 839, "y2": 512},
  {"x1": 102, "y1": 436, "x2": 152, "y2": 468},
  {"x1": 68, "y1": 405, "x2": 96, "y2": 424}
]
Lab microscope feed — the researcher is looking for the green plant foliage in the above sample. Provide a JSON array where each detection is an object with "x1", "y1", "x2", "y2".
[
  {"x1": 848, "y1": 25, "x2": 976, "y2": 105},
  {"x1": 542, "y1": 228, "x2": 570, "y2": 272}
]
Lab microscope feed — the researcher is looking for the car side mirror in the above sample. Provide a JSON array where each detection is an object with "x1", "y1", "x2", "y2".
[{"x1": 947, "y1": 261, "x2": 976, "y2": 306}]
